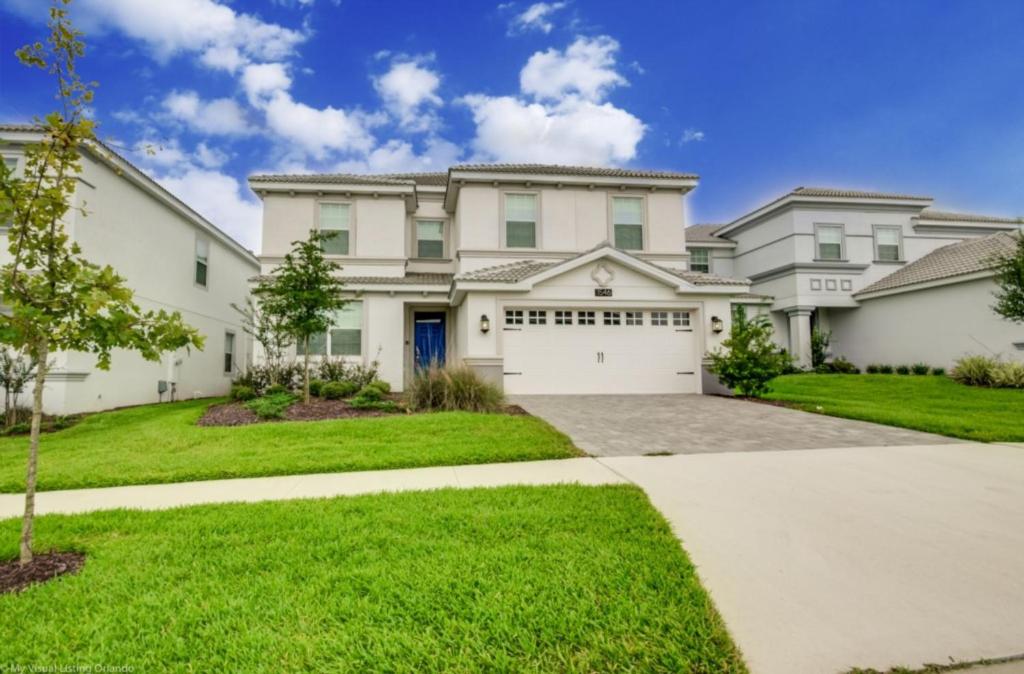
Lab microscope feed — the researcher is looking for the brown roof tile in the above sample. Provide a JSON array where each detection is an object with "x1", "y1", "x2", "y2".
[
  {"x1": 686, "y1": 224, "x2": 730, "y2": 243},
  {"x1": 451, "y1": 163, "x2": 698, "y2": 180}
]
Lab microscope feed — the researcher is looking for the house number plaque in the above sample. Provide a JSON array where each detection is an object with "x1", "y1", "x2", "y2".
[{"x1": 594, "y1": 288, "x2": 613, "y2": 297}]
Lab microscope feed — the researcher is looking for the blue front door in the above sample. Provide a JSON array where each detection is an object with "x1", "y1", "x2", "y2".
[{"x1": 414, "y1": 312, "x2": 446, "y2": 369}]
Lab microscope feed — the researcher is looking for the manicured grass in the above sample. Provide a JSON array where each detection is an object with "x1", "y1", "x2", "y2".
[
  {"x1": 0, "y1": 399, "x2": 580, "y2": 493},
  {"x1": 0, "y1": 485, "x2": 746, "y2": 673},
  {"x1": 765, "y1": 374, "x2": 1024, "y2": 442}
]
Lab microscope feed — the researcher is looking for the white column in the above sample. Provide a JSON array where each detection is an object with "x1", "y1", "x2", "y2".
[{"x1": 786, "y1": 308, "x2": 814, "y2": 369}]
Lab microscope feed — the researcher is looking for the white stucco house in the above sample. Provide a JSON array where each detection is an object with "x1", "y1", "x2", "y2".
[
  {"x1": 688, "y1": 188, "x2": 1022, "y2": 369},
  {"x1": 1, "y1": 124, "x2": 259, "y2": 414}
]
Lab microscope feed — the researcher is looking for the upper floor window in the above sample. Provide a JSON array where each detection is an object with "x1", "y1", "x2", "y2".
[
  {"x1": 195, "y1": 236, "x2": 209, "y2": 287},
  {"x1": 874, "y1": 226, "x2": 902, "y2": 262},
  {"x1": 296, "y1": 301, "x2": 363, "y2": 356},
  {"x1": 815, "y1": 224, "x2": 845, "y2": 261},
  {"x1": 505, "y1": 193, "x2": 537, "y2": 248},
  {"x1": 416, "y1": 220, "x2": 444, "y2": 258},
  {"x1": 689, "y1": 248, "x2": 710, "y2": 273},
  {"x1": 319, "y1": 203, "x2": 351, "y2": 255},
  {"x1": 612, "y1": 196, "x2": 644, "y2": 251}
]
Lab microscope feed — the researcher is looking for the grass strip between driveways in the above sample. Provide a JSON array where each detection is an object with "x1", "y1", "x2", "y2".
[
  {"x1": 0, "y1": 484, "x2": 747, "y2": 673},
  {"x1": 0, "y1": 399, "x2": 581, "y2": 493},
  {"x1": 764, "y1": 374, "x2": 1024, "y2": 443}
]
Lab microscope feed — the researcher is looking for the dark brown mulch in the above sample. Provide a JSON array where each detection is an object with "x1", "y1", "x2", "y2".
[
  {"x1": 198, "y1": 397, "x2": 401, "y2": 427},
  {"x1": 503, "y1": 404, "x2": 529, "y2": 416},
  {"x1": 1, "y1": 551, "x2": 85, "y2": 595}
]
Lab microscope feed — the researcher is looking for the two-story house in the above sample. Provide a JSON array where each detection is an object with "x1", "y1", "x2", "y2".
[
  {"x1": 690, "y1": 187, "x2": 1022, "y2": 368},
  {"x1": 250, "y1": 164, "x2": 753, "y2": 395},
  {"x1": 1, "y1": 124, "x2": 259, "y2": 414}
]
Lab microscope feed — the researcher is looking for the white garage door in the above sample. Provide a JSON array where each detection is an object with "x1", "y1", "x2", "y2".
[{"x1": 502, "y1": 308, "x2": 699, "y2": 394}]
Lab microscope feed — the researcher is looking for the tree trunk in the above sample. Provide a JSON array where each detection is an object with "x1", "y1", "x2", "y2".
[
  {"x1": 303, "y1": 336, "x2": 311, "y2": 404},
  {"x1": 19, "y1": 339, "x2": 48, "y2": 566}
]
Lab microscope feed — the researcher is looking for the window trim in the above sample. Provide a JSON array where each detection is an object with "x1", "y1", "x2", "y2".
[
  {"x1": 505, "y1": 309, "x2": 524, "y2": 326},
  {"x1": 500, "y1": 189, "x2": 541, "y2": 250},
  {"x1": 194, "y1": 234, "x2": 210, "y2": 289},
  {"x1": 223, "y1": 330, "x2": 235, "y2": 376},
  {"x1": 688, "y1": 247, "x2": 711, "y2": 273},
  {"x1": 608, "y1": 193, "x2": 648, "y2": 252},
  {"x1": 295, "y1": 300, "x2": 365, "y2": 358},
  {"x1": 316, "y1": 199, "x2": 356, "y2": 257},
  {"x1": 813, "y1": 223, "x2": 847, "y2": 262},
  {"x1": 872, "y1": 224, "x2": 904, "y2": 262},
  {"x1": 411, "y1": 217, "x2": 449, "y2": 260}
]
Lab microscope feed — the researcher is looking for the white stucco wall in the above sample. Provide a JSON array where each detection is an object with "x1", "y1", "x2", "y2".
[{"x1": 828, "y1": 278, "x2": 1023, "y2": 369}]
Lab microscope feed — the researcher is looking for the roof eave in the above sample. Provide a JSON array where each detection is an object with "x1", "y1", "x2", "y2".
[
  {"x1": 854, "y1": 269, "x2": 996, "y2": 300},
  {"x1": 717, "y1": 194, "x2": 934, "y2": 237}
]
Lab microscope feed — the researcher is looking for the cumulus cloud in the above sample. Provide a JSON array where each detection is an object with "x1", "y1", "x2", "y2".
[
  {"x1": 508, "y1": 2, "x2": 567, "y2": 34},
  {"x1": 195, "y1": 142, "x2": 230, "y2": 168},
  {"x1": 373, "y1": 56, "x2": 443, "y2": 132},
  {"x1": 156, "y1": 169, "x2": 263, "y2": 251},
  {"x1": 162, "y1": 90, "x2": 251, "y2": 136},
  {"x1": 334, "y1": 137, "x2": 463, "y2": 174},
  {"x1": 263, "y1": 91, "x2": 378, "y2": 159},
  {"x1": 460, "y1": 95, "x2": 644, "y2": 165},
  {"x1": 520, "y1": 35, "x2": 626, "y2": 102},
  {"x1": 241, "y1": 63, "x2": 293, "y2": 105}
]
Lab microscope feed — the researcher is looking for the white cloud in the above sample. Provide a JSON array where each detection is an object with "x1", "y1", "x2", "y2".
[
  {"x1": 334, "y1": 137, "x2": 462, "y2": 174},
  {"x1": 132, "y1": 139, "x2": 190, "y2": 167},
  {"x1": 162, "y1": 90, "x2": 251, "y2": 136},
  {"x1": 264, "y1": 91, "x2": 377, "y2": 159},
  {"x1": 681, "y1": 128, "x2": 706, "y2": 143},
  {"x1": 460, "y1": 95, "x2": 644, "y2": 165},
  {"x1": 195, "y1": 142, "x2": 229, "y2": 168},
  {"x1": 4, "y1": 0, "x2": 307, "y2": 72},
  {"x1": 241, "y1": 63, "x2": 293, "y2": 105},
  {"x1": 373, "y1": 56, "x2": 443, "y2": 132},
  {"x1": 520, "y1": 35, "x2": 626, "y2": 102},
  {"x1": 509, "y1": 2, "x2": 567, "y2": 34},
  {"x1": 156, "y1": 169, "x2": 263, "y2": 251}
]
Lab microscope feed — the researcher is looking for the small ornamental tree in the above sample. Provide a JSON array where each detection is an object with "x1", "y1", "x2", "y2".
[
  {"x1": 708, "y1": 306, "x2": 792, "y2": 397},
  {"x1": 992, "y1": 231, "x2": 1024, "y2": 323},
  {"x1": 0, "y1": 0, "x2": 203, "y2": 565},
  {"x1": 231, "y1": 296, "x2": 294, "y2": 383},
  {"x1": 253, "y1": 232, "x2": 346, "y2": 403},
  {"x1": 810, "y1": 327, "x2": 831, "y2": 369}
]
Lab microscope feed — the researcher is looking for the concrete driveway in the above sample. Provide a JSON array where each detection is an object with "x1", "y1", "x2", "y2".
[
  {"x1": 600, "y1": 442, "x2": 1024, "y2": 674},
  {"x1": 512, "y1": 394, "x2": 949, "y2": 455}
]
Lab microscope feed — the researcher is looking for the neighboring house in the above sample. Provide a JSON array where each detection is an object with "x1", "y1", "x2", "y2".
[
  {"x1": 692, "y1": 187, "x2": 1023, "y2": 368},
  {"x1": 1, "y1": 124, "x2": 259, "y2": 414},
  {"x1": 250, "y1": 165, "x2": 753, "y2": 394}
]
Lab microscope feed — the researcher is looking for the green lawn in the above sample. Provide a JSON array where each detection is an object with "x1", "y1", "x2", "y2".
[
  {"x1": 0, "y1": 485, "x2": 746, "y2": 673},
  {"x1": 0, "y1": 399, "x2": 580, "y2": 493},
  {"x1": 765, "y1": 374, "x2": 1024, "y2": 442}
]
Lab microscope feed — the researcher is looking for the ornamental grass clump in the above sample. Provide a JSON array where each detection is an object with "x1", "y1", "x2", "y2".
[
  {"x1": 407, "y1": 363, "x2": 504, "y2": 413},
  {"x1": 990, "y1": 361, "x2": 1024, "y2": 389},
  {"x1": 951, "y1": 355, "x2": 997, "y2": 387}
]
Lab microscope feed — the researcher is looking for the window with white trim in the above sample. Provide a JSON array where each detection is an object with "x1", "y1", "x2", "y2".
[
  {"x1": 672, "y1": 311, "x2": 691, "y2": 327},
  {"x1": 874, "y1": 226, "x2": 902, "y2": 262},
  {"x1": 505, "y1": 309, "x2": 524, "y2": 325},
  {"x1": 625, "y1": 311, "x2": 643, "y2": 326},
  {"x1": 296, "y1": 302, "x2": 363, "y2": 356},
  {"x1": 815, "y1": 224, "x2": 844, "y2": 261},
  {"x1": 319, "y1": 203, "x2": 351, "y2": 255},
  {"x1": 223, "y1": 331, "x2": 235, "y2": 374},
  {"x1": 689, "y1": 248, "x2": 710, "y2": 273},
  {"x1": 651, "y1": 311, "x2": 668, "y2": 326},
  {"x1": 416, "y1": 220, "x2": 444, "y2": 258},
  {"x1": 612, "y1": 196, "x2": 644, "y2": 250},
  {"x1": 195, "y1": 236, "x2": 209, "y2": 287},
  {"x1": 603, "y1": 311, "x2": 621, "y2": 326},
  {"x1": 528, "y1": 310, "x2": 547, "y2": 325},
  {"x1": 577, "y1": 311, "x2": 595, "y2": 325},
  {"x1": 554, "y1": 310, "x2": 573, "y2": 325},
  {"x1": 505, "y1": 193, "x2": 537, "y2": 248}
]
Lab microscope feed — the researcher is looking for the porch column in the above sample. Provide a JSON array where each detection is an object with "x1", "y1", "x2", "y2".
[{"x1": 786, "y1": 307, "x2": 814, "y2": 369}]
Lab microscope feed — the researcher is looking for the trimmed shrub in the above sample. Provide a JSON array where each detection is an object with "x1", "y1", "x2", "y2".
[
  {"x1": 707, "y1": 307, "x2": 792, "y2": 397},
  {"x1": 951, "y1": 355, "x2": 997, "y2": 387},
  {"x1": 878, "y1": 364, "x2": 894, "y2": 374},
  {"x1": 406, "y1": 363, "x2": 504, "y2": 413},
  {"x1": 367, "y1": 379, "x2": 391, "y2": 394},
  {"x1": 828, "y1": 357, "x2": 859, "y2": 374},
  {"x1": 352, "y1": 383, "x2": 385, "y2": 403},
  {"x1": 245, "y1": 392, "x2": 296, "y2": 420},
  {"x1": 233, "y1": 362, "x2": 304, "y2": 395},
  {"x1": 265, "y1": 383, "x2": 290, "y2": 396},
  {"x1": 321, "y1": 380, "x2": 359, "y2": 400},
  {"x1": 865, "y1": 364, "x2": 881, "y2": 374},
  {"x1": 895, "y1": 365, "x2": 911, "y2": 375},
  {"x1": 991, "y1": 361, "x2": 1024, "y2": 388},
  {"x1": 930, "y1": 367, "x2": 945, "y2": 376},
  {"x1": 308, "y1": 379, "x2": 325, "y2": 397},
  {"x1": 229, "y1": 384, "x2": 256, "y2": 402},
  {"x1": 317, "y1": 357, "x2": 380, "y2": 388},
  {"x1": 911, "y1": 363, "x2": 930, "y2": 375}
]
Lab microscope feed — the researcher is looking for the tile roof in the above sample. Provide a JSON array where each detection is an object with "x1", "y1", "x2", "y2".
[
  {"x1": 451, "y1": 163, "x2": 699, "y2": 180},
  {"x1": 856, "y1": 231, "x2": 1019, "y2": 296},
  {"x1": 917, "y1": 209, "x2": 1022, "y2": 225},
  {"x1": 790, "y1": 186, "x2": 932, "y2": 200},
  {"x1": 685, "y1": 224, "x2": 729, "y2": 242},
  {"x1": 659, "y1": 267, "x2": 751, "y2": 286},
  {"x1": 250, "y1": 273, "x2": 453, "y2": 286},
  {"x1": 248, "y1": 173, "x2": 422, "y2": 186},
  {"x1": 455, "y1": 260, "x2": 557, "y2": 282}
]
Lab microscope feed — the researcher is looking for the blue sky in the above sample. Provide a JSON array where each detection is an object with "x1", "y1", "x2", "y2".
[{"x1": 1, "y1": 0, "x2": 1022, "y2": 251}]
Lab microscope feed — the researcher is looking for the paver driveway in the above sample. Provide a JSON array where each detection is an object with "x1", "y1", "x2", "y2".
[{"x1": 512, "y1": 394, "x2": 950, "y2": 455}]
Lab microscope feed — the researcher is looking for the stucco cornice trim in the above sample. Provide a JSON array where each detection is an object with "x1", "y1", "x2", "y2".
[{"x1": 747, "y1": 262, "x2": 870, "y2": 283}]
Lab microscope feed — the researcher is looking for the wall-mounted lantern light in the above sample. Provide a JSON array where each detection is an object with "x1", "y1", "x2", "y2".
[
  {"x1": 710, "y1": 316, "x2": 725, "y2": 334},
  {"x1": 480, "y1": 314, "x2": 491, "y2": 334}
]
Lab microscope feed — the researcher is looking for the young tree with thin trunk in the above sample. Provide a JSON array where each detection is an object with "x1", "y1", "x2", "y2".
[
  {"x1": 253, "y1": 232, "x2": 346, "y2": 403},
  {"x1": 230, "y1": 296, "x2": 294, "y2": 384},
  {"x1": 992, "y1": 230, "x2": 1024, "y2": 324},
  {"x1": 0, "y1": 0, "x2": 203, "y2": 565}
]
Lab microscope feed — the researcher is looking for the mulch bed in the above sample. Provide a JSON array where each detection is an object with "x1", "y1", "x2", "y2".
[
  {"x1": 1, "y1": 551, "x2": 85, "y2": 595},
  {"x1": 198, "y1": 398, "x2": 531, "y2": 427}
]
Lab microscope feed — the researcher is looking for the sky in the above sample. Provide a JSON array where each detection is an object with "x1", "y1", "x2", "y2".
[{"x1": 1, "y1": 0, "x2": 1022, "y2": 252}]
